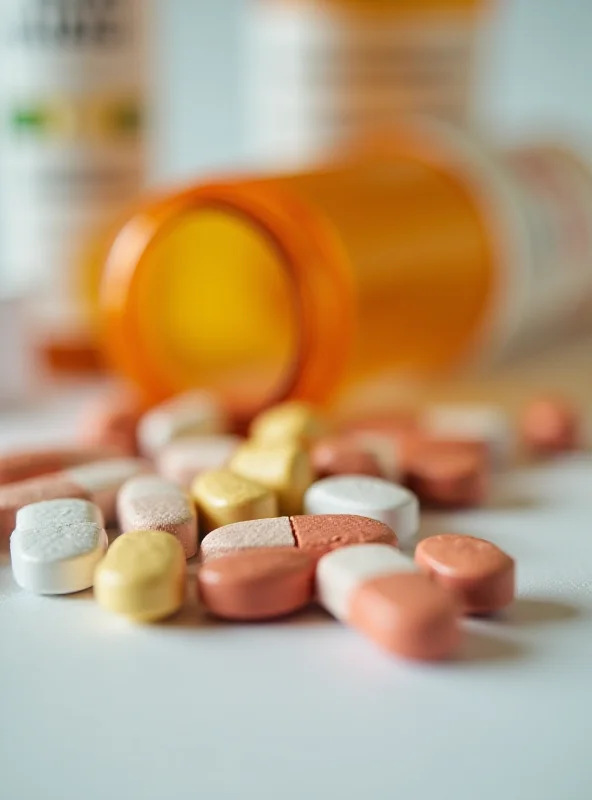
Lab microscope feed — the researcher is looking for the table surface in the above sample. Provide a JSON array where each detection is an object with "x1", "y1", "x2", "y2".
[{"x1": 1, "y1": 388, "x2": 592, "y2": 800}]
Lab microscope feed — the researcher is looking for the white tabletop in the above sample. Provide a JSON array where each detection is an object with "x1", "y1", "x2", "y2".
[{"x1": 1, "y1": 391, "x2": 592, "y2": 800}]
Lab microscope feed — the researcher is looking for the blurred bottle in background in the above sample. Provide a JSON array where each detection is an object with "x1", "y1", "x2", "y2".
[
  {"x1": 0, "y1": 0, "x2": 146, "y2": 374},
  {"x1": 246, "y1": 0, "x2": 484, "y2": 167}
]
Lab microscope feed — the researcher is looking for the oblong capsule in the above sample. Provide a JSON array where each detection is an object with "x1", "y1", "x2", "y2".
[
  {"x1": 192, "y1": 469, "x2": 277, "y2": 535},
  {"x1": 406, "y1": 449, "x2": 488, "y2": 509},
  {"x1": 200, "y1": 517, "x2": 295, "y2": 562},
  {"x1": 290, "y1": 514, "x2": 398, "y2": 561},
  {"x1": 138, "y1": 391, "x2": 228, "y2": 457},
  {"x1": 317, "y1": 544, "x2": 461, "y2": 661},
  {"x1": 156, "y1": 435, "x2": 243, "y2": 488},
  {"x1": 250, "y1": 401, "x2": 327, "y2": 446},
  {"x1": 94, "y1": 530, "x2": 186, "y2": 622},
  {"x1": 11, "y1": 498, "x2": 107, "y2": 595},
  {"x1": 520, "y1": 396, "x2": 581, "y2": 456},
  {"x1": 304, "y1": 475, "x2": 419, "y2": 548},
  {"x1": 415, "y1": 534, "x2": 515, "y2": 615},
  {"x1": 228, "y1": 440, "x2": 314, "y2": 516},
  {"x1": 198, "y1": 547, "x2": 315, "y2": 620},
  {"x1": 0, "y1": 458, "x2": 149, "y2": 538},
  {"x1": 118, "y1": 475, "x2": 198, "y2": 559},
  {"x1": 0, "y1": 445, "x2": 124, "y2": 486}
]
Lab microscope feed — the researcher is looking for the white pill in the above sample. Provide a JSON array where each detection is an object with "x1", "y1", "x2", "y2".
[
  {"x1": 316, "y1": 543, "x2": 417, "y2": 621},
  {"x1": 16, "y1": 497, "x2": 104, "y2": 529},
  {"x1": 138, "y1": 391, "x2": 227, "y2": 457},
  {"x1": 200, "y1": 517, "x2": 295, "y2": 562},
  {"x1": 421, "y1": 404, "x2": 511, "y2": 465},
  {"x1": 10, "y1": 498, "x2": 108, "y2": 594},
  {"x1": 304, "y1": 475, "x2": 419, "y2": 548},
  {"x1": 65, "y1": 457, "x2": 150, "y2": 522},
  {"x1": 117, "y1": 475, "x2": 198, "y2": 559},
  {"x1": 156, "y1": 435, "x2": 242, "y2": 488}
]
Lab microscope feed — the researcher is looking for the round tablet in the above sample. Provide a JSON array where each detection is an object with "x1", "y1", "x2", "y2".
[
  {"x1": 304, "y1": 475, "x2": 419, "y2": 548},
  {"x1": 198, "y1": 547, "x2": 315, "y2": 620},
  {"x1": 415, "y1": 534, "x2": 515, "y2": 615}
]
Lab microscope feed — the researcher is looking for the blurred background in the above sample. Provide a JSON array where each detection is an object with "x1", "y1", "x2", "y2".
[
  {"x1": 153, "y1": 0, "x2": 592, "y2": 180},
  {"x1": 2, "y1": 0, "x2": 592, "y2": 416}
]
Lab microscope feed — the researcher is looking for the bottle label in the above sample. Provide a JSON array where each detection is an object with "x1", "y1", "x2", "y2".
[
  {"x1": 0, "y1": 0, "x2": 145, "y2": 341},
  {"x1": 413, "y1": 122, "x2": 592, "y2": 368},
  {"x1": 247, "y1": 0, "x2": 477, "y2": 166}
]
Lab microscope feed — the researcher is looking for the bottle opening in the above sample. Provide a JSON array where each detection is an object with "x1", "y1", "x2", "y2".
[{"x1": 128, "y1": 205, "x2": 301, "y2": 417}]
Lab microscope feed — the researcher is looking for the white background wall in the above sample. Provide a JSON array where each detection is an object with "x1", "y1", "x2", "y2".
[{"x1": 151, "y1": 0, "x2": 592, "y2": 182}]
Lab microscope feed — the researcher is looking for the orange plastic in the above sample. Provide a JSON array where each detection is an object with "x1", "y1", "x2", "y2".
[{"x1": 100, "y1": 126, "x2": 495, "y2": 422}]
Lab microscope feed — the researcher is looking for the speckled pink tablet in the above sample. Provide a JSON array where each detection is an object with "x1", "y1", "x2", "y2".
[
  {"x1": 415, "y1": 534, "x2": 515, "y2": 615},
  {"x1": 200, "y1": 517, "x2": 295, "y2": 562},
  {"x1": 290, "y1": 514, "x2": 398, "y2": 561},
  {"x1": 198, "y1": 547, "x2": 315, "y2": 620},
  {"x1": 117, "y1": 475, "x2": 198, "y2": 559}
]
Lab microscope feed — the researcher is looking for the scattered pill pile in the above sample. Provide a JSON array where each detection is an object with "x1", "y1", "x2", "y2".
[{"x1": 1, "y1": 389, "x2": 585, "y2": 662}]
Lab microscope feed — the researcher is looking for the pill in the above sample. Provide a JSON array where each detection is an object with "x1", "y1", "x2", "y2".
[
  {"x1": 250, "y1": 400, "x2": 327, "y2": 446},
  {"x1": 16, "y1": 497, "x2": 103, "y2": 529},
  {"x1": 415, "y1": 534, "x2": 515, "y2": 615},
  {"x1": 345, "y1": 428, "x2": 418, "y2": 476},
  {"x1": 198, "y1": 547, "x2": 315, "y2": 620},
  {"x1": 64, "y1": 457, "x2": 151, "y2": 523},
  {"x1": 304, "y1": 475, "x2": 419, "y2": 548},
  {"x1": 520, "y1": 396, "x2": 581, "y2": 456},
  {"x1": 79, "y1": 389, "x2": 147, "y2": 455},
  {"x1": 421, "y1": 404, "x2": 511, "y2": 465},
  {"x1": 200, "y1": 517, "x2": 294, "y2": 562},
  {"x1": 94, "y1": 530, "x2": 186, "y2": 622},
  {"x1": 11, "y1": 499, "x2": 107, "y2": 594},
  {"x1": 192, "y1": 469, "x2": 277, "y2": 535},
  {"x1": 290, "y1": 514, "x2": 398, "y2": 560},
  {"x1": 0, "y1": 445, "x2": 123, "y2": 486},
  {"x1": 340, "y1": 412, "x2": 419, "y2": 437},
  {"x1": 406, "y1": 450, "x2": 488, "y2": 509},
  {"x1": 317, "y1": 544, "x2": 461, "y2": 660},
  {"x1": 312, "y1": 437, "x2": 385, "y2": 480},
  {"x1": 138, "y1": 390, "x2": 228, "y2": 457},
  {"x1": 0, "y1": 475, "x2": 91, "y2": 540},
  {"x1": 156, "y1": 434, "x2": 243, "y2": 488},
  {"x1": 228, "y1": 441, "x2": 313, "y2": 515},
  {"x1": 117, "y1": 475, "x2": 198, "y2": 559}
]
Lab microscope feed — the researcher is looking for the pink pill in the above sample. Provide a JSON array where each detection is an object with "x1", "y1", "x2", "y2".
[
  {"x1": 117, "y1": 475, "x2": 198, "y2": 559},
  {"x1": 198, "y1": 547, "x2": 315, "y2": 621}
]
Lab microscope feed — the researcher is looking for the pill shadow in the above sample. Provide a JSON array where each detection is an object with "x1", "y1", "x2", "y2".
[
  {"x1": 165, "y1": 602, "x2": 332, "y2": 631},
  {"x1": 501, "y1": 597, "x2": 580, "y2": 626},
  {"x1": 460, "y1": 625, "x2": 528, "y2": 664}
]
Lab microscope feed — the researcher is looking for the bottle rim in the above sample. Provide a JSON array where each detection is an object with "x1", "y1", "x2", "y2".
[{"x1": 100, "y1": 179, "x2": 356, "y2": 421}]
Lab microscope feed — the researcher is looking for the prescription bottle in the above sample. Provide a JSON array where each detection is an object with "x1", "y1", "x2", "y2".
[
  {"x1": 100, "y1": 121, "x2": 592, "y2": 422},
  {"x1": 247, "y1": 0, "x2": 484, "y2": 167},
  {"x1": 0, "y1": 0, "x2": 146, "y2": 373}
]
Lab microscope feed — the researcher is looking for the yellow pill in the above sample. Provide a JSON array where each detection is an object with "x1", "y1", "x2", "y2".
[
  {"x1": 94, "y1": 530, "x2": 186, "y2": 622},
  {"x1": 191, "y1": 469, "x2": 277, "y2": 535},
  {"x1": 228, "y1": 441, "x2": 314, "y2": 516},
  {"x1": 250, "y1": 401, "x2": 327, "y2": 446}
]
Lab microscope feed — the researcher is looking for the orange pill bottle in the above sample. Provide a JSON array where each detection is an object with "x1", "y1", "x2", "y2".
[
  {"x1": 247, "y1": 0, "x2": 484, "y2": 166},
  {"x1": 100, "y1": 121, "x2": 592, "y2": 422}
]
